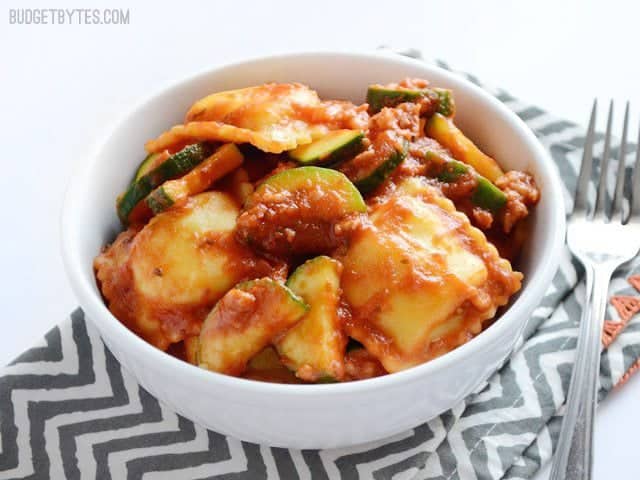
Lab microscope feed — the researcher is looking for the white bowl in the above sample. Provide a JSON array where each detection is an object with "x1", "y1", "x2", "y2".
[{"x1": 61, "y1": 51, "x2": 565, "y2": 449}]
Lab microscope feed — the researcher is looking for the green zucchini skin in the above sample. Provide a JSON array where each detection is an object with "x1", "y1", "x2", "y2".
[
  {"x1": 134, "y1": 152, "x2": 164, "y2": 182},
  {"x1": 254, "y1": 166, "x2": 367, "y2": 213},
  {"x1": 117, "y1": 143, "x2": 214, "y2": 224},
  {"x1": 145, "y1": 186, "x2": 175, "y2": 214},
  {"x1": 276, "y1": 255, "x2": 345, "y2": 380},
  {"x1": 437, "y1": 156, "x2": 468, "y2": 182},
  {"x1": 342, "y1": 141, "x2": 408, "y2": 195},
  {"x1": 289, "y1": 130, "x2": 364, "y2": 166},
  {"x1": 424, "y1": 150, "x2": 507, "y2": 213},
  {"x1": 234, "y1": 278, "x2": 308, "y2": 310},
  {"x1": 472, "y1": 177, "x2": 507, "y2": 212},
  {"x1": 425, "y1": 113, "x2": 503, "y2": 182},
  {"x1": 366, "y1": 86, "x2": 454, "y2": 117},
  {"x1": 366, "y1": 87, "x2": 426, "y2": 114},
  {"x1": 433, "y1": 88, "x2": 455, "y2": 117},
  {"x1": 238, "y1": 166, "x2": 366, "y2": 257},
  {"x1": 198, "y1": 277, "x2": 309, "y2": 375},
  {"x1": 316, "y1": 376, "x2": 338, "y2": 383},
  {"x1": 284, "y1": 255, "x2": 336, "y2": 288}
]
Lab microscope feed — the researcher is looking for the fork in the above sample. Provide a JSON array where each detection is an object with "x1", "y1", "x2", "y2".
[{"x1": 550, "y1": 101, "x2": 640, "y2": 480}]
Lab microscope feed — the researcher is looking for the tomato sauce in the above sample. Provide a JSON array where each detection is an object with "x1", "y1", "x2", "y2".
[{"x1": 96, "y1": 80, "x2": 539, "y2": 383}]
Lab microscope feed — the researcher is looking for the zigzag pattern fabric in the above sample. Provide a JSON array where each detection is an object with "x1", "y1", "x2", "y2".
[{"x1": 2, "y1": 60, "x2": 640, "y2": 479}]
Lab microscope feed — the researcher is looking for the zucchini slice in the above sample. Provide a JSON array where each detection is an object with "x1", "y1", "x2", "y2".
[
  {"x1": 247, "y1": 346, "x2": 283, "y2": 370},
  {"x1": 472, "y1": 177, "x2": 507, "y2": 213},
  {"x1": 237, "y1": 167, "x2": 366, "y2": 256},
  {"x1": 146, "y1": 143, "x2": 244, "y2": 214},
  {"x1": 244, "y1": 347, "x2": 301, "y2": 383},
  {"x1": 425, "y1": 113, "x2": 504, "y2": 182},
  {"x1": 288, "y1": 129, "x2": 364, "y2": 166},
  {"x1": 367, "y1": 86, "x2": 428, "y2": 113},
  {"x1": 433, "y1": 88, "x2": 455, "y2": 117},
  {"x1": 251, "y1": 166, "x2": 366, "y2": 212},
  {"x1": 436, "y1": 156, "x2": 468, "y2": 182},
  {"x1": 340, "y1": 140, "x2": 408, "y2": 194},
  {"x1": 134, "y1": 151, "x2": 169, "y2": 182},
  {"x1": 366, "y1": 86, "x2": 454, "y2": 117},
  {"x1": 117, "y1": 142, "x2": 215, "y2": 225},
  {"x1": 275, "y1": 256, "x2": 346, "y2": 381},
  {"x1": 424, "y1": 150, "x2": 507, "y2": 212},
  {"x1": 198, "y1": 278, "x2": 308, "y2": 376}
]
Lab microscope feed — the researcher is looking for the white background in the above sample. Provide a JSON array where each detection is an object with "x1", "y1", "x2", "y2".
[{"x1": 2, "y1": 0, "x2": 639, "y2": 478}]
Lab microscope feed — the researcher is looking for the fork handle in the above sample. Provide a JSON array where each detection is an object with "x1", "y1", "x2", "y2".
[{"x1": 550, "y1": 264, "x2": 613, "y2": 480}]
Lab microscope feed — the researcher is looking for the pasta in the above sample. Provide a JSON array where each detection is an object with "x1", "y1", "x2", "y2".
[{"x1": 95, "y1": 79, "x2": 539, "y2": 383}]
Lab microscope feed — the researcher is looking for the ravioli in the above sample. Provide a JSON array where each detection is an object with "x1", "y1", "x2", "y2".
[
  {"x1": 94, "y1": 192, "x2": 284, "y2": 350},
  {"x1": 145, "y1": 83, "x2": 328, "y2": 154},
  {"x1": 340, "y1": 178, "x2": 522, "y2": 372},
  {"x1": 95, "y1": 78, "x2": 539, "y2": 384}
]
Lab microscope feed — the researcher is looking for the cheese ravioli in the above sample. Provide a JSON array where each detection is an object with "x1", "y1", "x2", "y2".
[
  {"x1": 94, "y1": 192, "x2": 284, "y2": 350},
  {"x1": 340, "y1": 178, "x2": 522, "y2": 372}
]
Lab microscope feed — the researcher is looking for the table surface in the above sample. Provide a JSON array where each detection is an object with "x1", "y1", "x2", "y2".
[{"x1": 2, "y1": 0, "x2": 639, "y2": 477}]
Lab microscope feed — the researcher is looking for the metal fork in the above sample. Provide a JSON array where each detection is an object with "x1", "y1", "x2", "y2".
[{"x1": 550, "y1": 101, "x2": 640, "y2": 480}]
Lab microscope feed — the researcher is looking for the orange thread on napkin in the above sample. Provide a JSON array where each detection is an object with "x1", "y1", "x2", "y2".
[
  {"x1": 627, "y1": 275, "x2": 640, "y2": 292},
  {"x1": 602, "y1": 320, "x2": 627, "y2": 348},
  {"x1": 616, "y1": 358, "x2": 640, "y2": 388},
  {"x1": 609, "y1": 276, "x2": 640, "y2": 387},
  {"x1": 610, "y1": 296, "x2": 640, "y2": 322}
]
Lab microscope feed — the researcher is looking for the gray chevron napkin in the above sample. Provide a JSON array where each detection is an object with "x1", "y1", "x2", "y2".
[{"x1": 3, "y1": 60, "x2": 640, "y2": 480}]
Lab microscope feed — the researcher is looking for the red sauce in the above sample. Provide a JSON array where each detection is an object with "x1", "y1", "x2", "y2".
[
  {"x1": 235, "y1": 180, "x2": 364, "y2": 257},
  {"x1": 96, "y1": 80, "x2": 539, "y2": 382},
  {"x1": 496, "y1": 171, "x2": 540, "y2": 233}
]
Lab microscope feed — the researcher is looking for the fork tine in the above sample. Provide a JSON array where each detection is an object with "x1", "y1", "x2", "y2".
[
  {"x1": 629, "y1": 116, "x2": 640, "y2": 223},
  {"x1": 612, "y1": 102, "x2": 630, "y2": 223},
  {"x1": 573, "y1": 99, "x2": 597, "y2": 217},
  {"x1": 593, "y1": 100, "x2": 614, "y2": 219}
]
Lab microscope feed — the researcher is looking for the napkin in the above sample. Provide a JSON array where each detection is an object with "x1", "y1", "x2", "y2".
[{"x1": 2, "y1": 58, "x2": 640, "y2": 480}]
